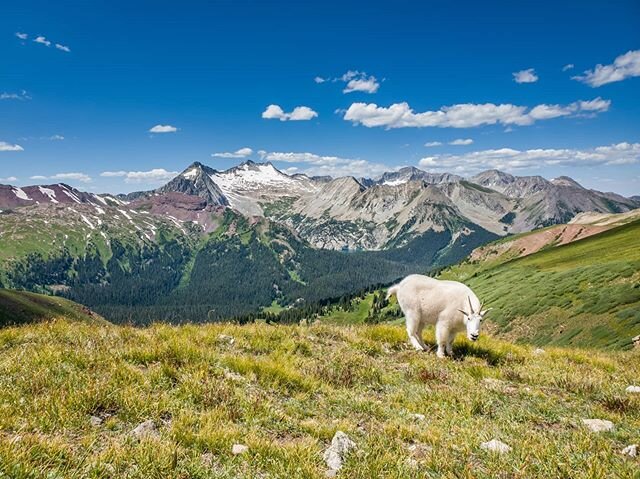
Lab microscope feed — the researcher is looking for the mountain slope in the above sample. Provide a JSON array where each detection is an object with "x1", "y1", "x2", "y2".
[
  {"x1": 440, "y1": 219, "x2": 640, "y2": 349},
  {"x1": 0, "y1": 289, "x2": 107, "y2": 327}
]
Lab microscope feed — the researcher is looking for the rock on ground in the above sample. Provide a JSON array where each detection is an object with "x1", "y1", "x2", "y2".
[
  {"x1": 130, "y1": 420, "x2": 159, "y2": 439},
  {"x1": 89, "y1": 415, "x2": 103, "y2": 427},
  {"x1": 218, "y1": 334, "x2": 235, "y2": 345},
  {"x1": 323, "y1": 431, "x2": 357, "y2": 474},
  {"x1": 625, "y1": 385, "x2": 640, "y2": 394},
  {"x1": 533, "y1": 348, "x2": 545, "y2": 355},
  {"x1": 232, "y1": 444, "x2": 249, "y2": 455},
  {"x1": 581, "y1": 419, "x2": 615, "y2": 433},
  {"x1": 411, "y1": 413, "x2": 426, "y2": 422},
  {"x1": 480, "y1": 439, "x2": 512, "y2": 453},
  {"x1": 621, "y1": 444, "x2": 637, "y2": 457}
]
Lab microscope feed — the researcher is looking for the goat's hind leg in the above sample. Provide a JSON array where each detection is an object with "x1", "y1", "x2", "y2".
[{"x1": 405, "y1": 313, "x2": 426, "y2": 352}]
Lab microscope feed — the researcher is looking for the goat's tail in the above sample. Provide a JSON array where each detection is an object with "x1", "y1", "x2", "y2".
[{"x1": 386, "y1": 285, "x2": 399, "y2": 300}]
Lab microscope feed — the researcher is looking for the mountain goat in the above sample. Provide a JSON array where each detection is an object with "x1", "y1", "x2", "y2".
[{"x1": 386, "y1": 274, "x2": 490, "y2": 358}]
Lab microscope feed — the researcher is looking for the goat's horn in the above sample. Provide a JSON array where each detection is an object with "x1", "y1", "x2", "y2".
[{"x1": 468, "y1": 296, "x2": 474, "y2": 314}]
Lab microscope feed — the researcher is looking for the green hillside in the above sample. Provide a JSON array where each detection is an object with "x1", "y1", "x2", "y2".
[
  {"x1": 0, "y1": 319, "x2": 638, "y2": 478},
  {"x1": 440, "y1": 220, "x2": 640, "y2": 350},
  {"x1": 0, "y1": 289, "x2": 108, "y2": 327}
]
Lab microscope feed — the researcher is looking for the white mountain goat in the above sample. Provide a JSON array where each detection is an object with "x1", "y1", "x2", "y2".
[{"x1": 386, "y1": 274, "x2": 491, "y2": 358}]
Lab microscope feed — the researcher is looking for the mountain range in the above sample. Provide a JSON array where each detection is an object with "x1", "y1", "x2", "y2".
[{"x1": 0, "y1": 161, "x2": 637, "y2": 323}]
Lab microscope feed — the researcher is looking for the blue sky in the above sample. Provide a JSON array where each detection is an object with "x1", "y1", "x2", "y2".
[{"x1": 1, "y1": 0, "x2": 639, "y2": 195}]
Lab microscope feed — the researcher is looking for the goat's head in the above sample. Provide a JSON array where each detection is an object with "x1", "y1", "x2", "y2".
[{"x1": 458, "y1": 297, "x2": 491, "y2": 342}]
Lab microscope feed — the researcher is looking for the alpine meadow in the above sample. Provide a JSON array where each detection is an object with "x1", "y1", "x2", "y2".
[{"x1": 1, "y1": 1, "x2": 640, "y2": 478}]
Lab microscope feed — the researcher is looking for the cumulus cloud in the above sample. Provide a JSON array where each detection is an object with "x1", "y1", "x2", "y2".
[
  {"x1": 0, "y1": 176, "x2": 18, "y2": 182},
  {"x1": 562, "y1": 64, "x2": 575, "y2": 71},
  {"x1": 0, "y1": 141, "x2": 24, "y2": 152},
  {"x1": 573, "y1": 50, "x2": 640, "y2": 87},
  {"x1": 1, "y1": 90, "x2": 31, "y2": 100},
  {"x1": 418, "y1": 142, "x2": 640, "y2": 174},
  {"x1": 262, "y1": 104, "x2": 318, "y2": 121},
  {"x1": 343, "y1": 97, "x2": 610, "y2": 129},
  {"x1": 15, "y1": 32, "x2": 28, "y2": 40},
  {"x1": 260, "y1": 150, "x2": 392, "y2": 178},
  {"x1": 30, "y1": 172, "x2": 92, "y2": 183},
  {"x1": 316, "y1": 70, "x2": 381, "y2": 94},
  {"x1": 55, "y1": 43, "x2": 71, "y2": 52},
  {"x1": 449, "y1": 138, "x2": 473, "y2": 145},
  {"x1": 33, "y1": 36, "x2": 51, "y2": 47},
  {"x1": 100, "y1": 168, "x2": 178, "y2": 183},
  {"x1": 513, "y1": 68, "x2": 538, "y2": 83},
  {"x1": 149, "y1": 124, "x2": 178, "y2": 133},
  {"x1": 424, "y1": 141, "x2": 443, "y2": 147},
  {"x1": 212, "y1": 147, "x2": 253, "y2": 158}
]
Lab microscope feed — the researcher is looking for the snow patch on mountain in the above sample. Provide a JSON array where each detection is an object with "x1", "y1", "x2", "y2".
[{"x1": 13, "y1": 187, "x2": 32, "y2": 201}]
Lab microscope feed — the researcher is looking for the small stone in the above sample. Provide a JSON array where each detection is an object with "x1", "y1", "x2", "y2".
[
  {"x1": 621, "y1": 444, "x2": 638, "y2": 458},
  {"x1": 232, "y1": 443, "x2": 249, "y2": 455},
  {"x1": 90, "y1": 415, "x2": 103, "y2": 427},
  {"x1": 218, "y1": 334, "x2": 235, "y2": 345},
  {"x1": 411, "y1": 413, "x2": 426, "y2": 422},
  {"x1": 480, "y1": 439, "x2": 512, "y2": 454},
  {"x1": 582, "y1": 419, "x2": 615, "y2": 433},
  {"x1": 407, "y1": 443, "x2": 432, "y2": 460},
  {"x1": 130, "y1": 420, "x2": 159, "y2": 439},
  {"x1": 201, "y1": 452, "x2": 215, "y2": 466},
  {"x1": 323, "y1": 431, "x2": 357, "y2": 474},
  {"x1": 404, "y1": 458, "x2": 419, "y2": 469},
  {"x1": 625, "y1": 385, "x2": 640, "y2": 394},
  {"x1": 533, "y1": 348, "x2": 545, "y2": 355},
  {"x1": 223, "y1": 368, "x2": 244, "y2": 382}
]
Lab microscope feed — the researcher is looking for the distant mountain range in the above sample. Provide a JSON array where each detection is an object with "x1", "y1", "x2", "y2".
[{"x1": 0, "y1": 161, "x2": 637, "y2": 323}]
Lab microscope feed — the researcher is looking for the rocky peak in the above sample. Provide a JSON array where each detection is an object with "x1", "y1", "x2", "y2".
[{"x1": 551, "y1": 176, "x2": 584, "y2": 189}]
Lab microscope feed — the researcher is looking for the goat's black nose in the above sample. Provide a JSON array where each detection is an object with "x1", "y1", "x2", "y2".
[{"x1": 471, "y1": 334, "x2": 479, "y2": 341}]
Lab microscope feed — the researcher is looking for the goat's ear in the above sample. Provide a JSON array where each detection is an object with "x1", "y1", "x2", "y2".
[
  {"x1": 457, "y1": 309, "x2": 468, "y2": 316},
  {"x1": 480, "y1": 308, "x2": 493, "y2": 317}
]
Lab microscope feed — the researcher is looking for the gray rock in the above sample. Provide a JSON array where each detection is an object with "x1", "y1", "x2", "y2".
[
  {"x1": 407, "y1": 442, "x2": 432, "y2": 460},
  {"x1": 323, "y1": 431, "x2": 357, "y2": 474},
  {"x1": 533, "y1": 348, "x2": 545, "y2": 355},
  {"x1": 232, "y1": 443, "x2": 249, "y2": 455},
  {"x1": 89, "y1": 415, "x2": 103, "y2": 427},
  {"x1": 625, "y1": 385, "x2": 640, "y2": 394},
  {"x1": 130, "y1": 420, "x2": 159, "y2": 439},
  {"x1": 480, "y1": 439, "x2": 512, "y2": 453},
  {"x1": 581, "y1": 419, "x2": 614, "y2": 433},
  {"x1": 411, "y1": 413, "x2": 426, "y2": 422},
  {"x1": 621, "y1": 444, "x2": 637, "y2": 458},
  {"x1": 218, "y1": 334, "x2": 235, "y2": 345}
]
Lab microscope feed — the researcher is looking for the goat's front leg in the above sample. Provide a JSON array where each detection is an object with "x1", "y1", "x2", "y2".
[{"x1": 435, "y1": 322, "x2": 449, "y2": 358}]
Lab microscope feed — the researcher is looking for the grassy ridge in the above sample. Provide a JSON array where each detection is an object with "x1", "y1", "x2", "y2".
[
  {"x1": 440, "y1": 220, "x2": 640, "y2": 350},
  {"x1": 0, "y1": 320, "x2": 638, "y2": 478},
  {"x1": 0, "y1": 289, "x2": 107, "y2": 327}
]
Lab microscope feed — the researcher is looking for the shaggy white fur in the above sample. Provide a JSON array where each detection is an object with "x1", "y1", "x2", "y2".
[{"x1": 387, "y1": 274, "x2": 490, "y2": 358}]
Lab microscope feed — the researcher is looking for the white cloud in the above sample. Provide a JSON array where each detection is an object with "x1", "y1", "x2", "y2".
[
  {"x1": 513, "y1": 68, "x2": 538, "y2": 83},
  {"x1": 573, "y1": 50, "x2": 640, "y2": 87},
  {"x1": 343, "y1": 97, "x2": 610, "y2": 129},
  {"x1": 149, "y1": 124, "x2": 178, "y2": 133},
  {"x1": 0, "y1": 141, "x2": 24, "y2": 152},
  {"x1": 55, "y1": 43, "x2": 71, "y2": 53},
  {"x1": 424, "y1": 141, "x2": 443, "y2": 147},
  {"x1": 0, "y1": 176, "x2": 18, "y2": 182},
  {"x1": 30, "y1": 172, "x2": 92, "y2": 183},
  {"x1": 449, "y1": 138, "x2": 473, "y2": 146},
  {"x1": 344, "y1": 75, "x2": 380, "y2": 94},
  {"x1": 316, "y1": 70, "x2": 381, "y2": 94},
  {"x1": 261, "y1": 151, "x2": 392, "y2": 178},
  {"x1": 34, "y1": 36, "x2": 51, "y2": 47},
  {"x1": 45, "y1": 135, "x2": 65, "y2": 141},
  {"x1": 212, "y1": 147, "x2": 253, "y2": 158},
  {"x1": 562, "y1": 64, "x2": 574, "y2": 71},
  {"x1": 100, "y1": 169, "x2": 178, "y2": 183},
  {"x1": 0, "y1": 90, "x2": 31, "y2": 100},
  {"x1": 262, "y1": 104, "x2": 318, "y2": 121},
  {"x1": 15, "y1": 32, "x2": 28, "y2": 40},
  {"x1": 418, "y1": 142, "x2": 640, "y2": 174}
]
